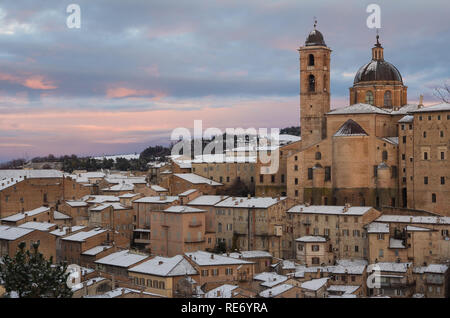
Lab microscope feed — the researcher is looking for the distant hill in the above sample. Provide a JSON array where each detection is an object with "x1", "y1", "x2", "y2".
[{"x1": 280, "y1": 126, "x2": 300, "y2": 136}]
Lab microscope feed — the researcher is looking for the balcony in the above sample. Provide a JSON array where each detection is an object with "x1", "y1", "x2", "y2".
[{"x1": 189, "y1": 221, "x2": 202, "y2": 228}]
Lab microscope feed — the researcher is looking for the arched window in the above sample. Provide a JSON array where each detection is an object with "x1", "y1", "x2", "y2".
[
  {"x1": 365, "y1": 91, "x2": 374, "y2": 105},
  {"x1": 308, "y1": 54, "x2": 315, "y2": 66},
  {"x1": 315, "y1": 152, "x2": 322, "y2": 160},
  {"x1": 384, "y1": 91, "x2": 392, "y2": 107},
  {"x1": 308, "y1": 75, "x2": 315, "y2": 92},
  {"x1": 382, "y1": 150, "x2": 388, "y2": 161}
]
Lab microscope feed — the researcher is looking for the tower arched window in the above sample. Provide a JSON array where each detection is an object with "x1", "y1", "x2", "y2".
[
  {"x1": 384, "y1": 91, "x2": 392, "y2": 107},
  {"x1": 308, "y1": 54, "x2": 315, "y2": 66},
  {"x1": 382, "y1": 150, "x2": 388, "y2": 161},
  {"x1": 365, "y1": 91, "x2": 374, "y2": 105},
  {"x1": 308, "y1": 75, "x2": 315, "y2": 92}
]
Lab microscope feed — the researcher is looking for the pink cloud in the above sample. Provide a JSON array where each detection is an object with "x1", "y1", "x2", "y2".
[
  {"x1": 106, "y1": 85, "x2": 166, "y2": 100},
  {"x1": 0, "y1": 72, "x2": 57, "y2": 90}
]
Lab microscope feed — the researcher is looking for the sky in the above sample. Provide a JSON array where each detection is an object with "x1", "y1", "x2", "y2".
[{"x1": 0, "y1": 0, "x2": 449, "y2": 162}]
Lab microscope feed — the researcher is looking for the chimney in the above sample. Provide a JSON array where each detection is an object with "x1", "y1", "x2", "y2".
[
  {"x1": 210, "y1": 254, "x2": 214, "y2": 259},
  {"x1": 121, "y1": 288, "x2": 125, "y2": 297},
  {"x1": 247, "y1": 194, "x2": 251, "y2": 199},
  {"x1": 418, "y1": 94, "x2": 424, "y2": 108},
  {"x1": 158, "y1": 261, "x2": 163, "y2": 265},
  {"x1": 217, "y1": 290, "x2": 221, "y2": 297},
  {"x1": 316, "y1": 268, "x2": 321, "y2": 279}
]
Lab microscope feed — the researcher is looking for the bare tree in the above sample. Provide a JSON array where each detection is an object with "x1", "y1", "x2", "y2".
[{"x1": 434, "y1": 83, "x2": 450, "y2": 103}]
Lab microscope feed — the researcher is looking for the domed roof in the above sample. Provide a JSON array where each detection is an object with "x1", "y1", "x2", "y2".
[
  {"x1": 305, "y1": 29, "x2": 326, "y2": 47},
  {"x1": 354, "y1": 60, "x2": 403, "y2": 84}
]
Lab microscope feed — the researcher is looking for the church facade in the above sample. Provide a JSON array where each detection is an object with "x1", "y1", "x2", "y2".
[{"x1": 286, "y1": 26, "x2": 450, "y2": 216}]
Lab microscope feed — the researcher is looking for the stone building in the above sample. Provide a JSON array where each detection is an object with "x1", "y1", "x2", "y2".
[
  {"x1": 286, "y1": 25, "x2": 449, "y2": 217},
  {"x1": 285, "y1": 205, "x2": 381, "y2": 260}
]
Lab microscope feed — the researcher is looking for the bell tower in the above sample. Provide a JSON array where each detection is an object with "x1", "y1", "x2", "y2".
[{"x1": 299, "y1": 22, "x2": 331, "y2": 149}]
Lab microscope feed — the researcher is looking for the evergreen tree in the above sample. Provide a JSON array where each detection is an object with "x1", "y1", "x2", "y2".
[{"x1": 0, "y1": 242, "x2": 73, "y2": 298}]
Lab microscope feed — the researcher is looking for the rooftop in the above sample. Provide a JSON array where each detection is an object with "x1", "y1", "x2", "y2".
[
  {"x1": 287, "y1": 205, "x2": 372, "y2": 216},
  {"x1": 95, "y1": 250, "x2": 148, "y2": 268},
  {"x1": 185, "y1": 251, "x2": 253, "y2": 266},
  {"x1": 1, "y1": 206, "x2": 50, "y2": 223},
  {"x1": 129, "y1": 255, "x2": 197, "y2": 277},
  {"x1": 215, "y1": 196, "x2": 286, "y2": 209},
  {"x1": 173, "y1": 173, "x2": 222, "y2": 186}
]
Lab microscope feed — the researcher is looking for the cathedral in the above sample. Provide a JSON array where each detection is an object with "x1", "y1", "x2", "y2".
[{"x1": 286, "y1": 25, "x2": 450, "y2": 216}]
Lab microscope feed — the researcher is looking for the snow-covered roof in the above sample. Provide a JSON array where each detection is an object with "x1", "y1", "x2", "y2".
[
  {"x1": 367, "y1": 222, "x2": 389, "y2": 233},
  {"x1": 82, "y1": 245, "x2": 112, "y2": 256},
  {"x1": 85, "y1": 287, "x2": 166, "y2": 298},
  {"x1": 62, "y1": 228, "x2": 107, "y2": 242},
  {"x1": 259, "y1": 284, "x2": 294, "y2": 298},
  {"x1": 65, "y1": 201, "x2": 88, "y2": 207},
  {"x1": 0, "y1": 225, "x2": 34, "y2": 240},
  {"x1": 414, "y1": 264, "x2": 448, "y2": 274},
  {"x1": 327, "y1": 285, "x2": 360, "y2": 294},
  {"x1": 90, "y1": 202, "x2": 129, "y2": 211},
  {"x1": 375, "y1": 215, "x2": 450, "y2": 225},
  {"x1": 134, "y1": 196, "x2": 179, "y2": 204},
  {"x1": 328, "y1": 103, "x2": 391, "y2": 115},
  {"x1": 0, "y1": 169, "x2": 63, "y2": 180},
  {"x1": 398, "y1": 115, "x2": 414, "y2": 123},
  {"x1": 411, "y1": 102, "x2": 450, "y2": 113},
  {"x1": 215, "y1": 196, "x2": 286, "y2": 209},
  {"x1": 85, "y1": 195, "x2": 120, "y2": 204},
  {"x1": 179, "y1": 189, "x2": 198, "y2": 196},
  {"x1": 53, "y1": 211, "x2": 71, "y2": 220},
  {"x1": 164, "y1": 205, "x2": 205, "y2": 213},
  {"x1": 119, "y1": 193, "x2": 141, "y2": 198},
  {"x1": 296, "y1": 235, "x2": 327, "y2": 243},
  {"x1": 406, "y1": 225, "x2": 431, "y2": 232},
  {"x1": 129, "y1": 255, "x2": 198, "y2": 277},
  {"x1": 391, "y1": 104, "x2": 420, "y2": 115},
  {"x1": 389, "y1": 238, "x2": 406, "y2": 249},
  {"x1": 1, "y1": 206, "x2": 50, "y2": 222},
  {"x1": 254, "y1": 272, "x2": 288, "y2": 287},
  {"x1": 150, "y1": 185, "x2": 168, "y2": 192},
  {"x1": 301, "y1": 278, "x2": 329, "y2": 291},
  {"x1": 71, "y1": 277, "x2": 106, "y2": 292},
  {"x1": 205, "y1": 284, "x2": 239, "y2": 298},
  {"x1": 185, "y1": 251, "x2": 253, "y2": 266},
  {"x1": 367, "y1": 262, "x2": 411, "y2": 273},
  {"x1": 174, "y1": 173, "x2": 222, "y2": 186},
  {"x1": 49, "y1": 225, "x2": 86, "y2": 237},
  {"x1": 187, "y1": 195, "x2": 228, "y2": 206},
  {"x1": 102, "y1": 183, "x2": 134, "y2": 192},
  {"x1": 95, "y1": 250, "x2": 148, "y2": 268},
  {"x1": 287, "y1": 205, "x2": 372, "y2": 216},
  {"x1": 18, "y1": 222, "x2": 56, "y2": 232},
  {"x1": 225, "y1": 250, "x2": 272, "y2": 259},
  {"x1": 382, "y1": 137, "x2": 399, "y2": 145}
]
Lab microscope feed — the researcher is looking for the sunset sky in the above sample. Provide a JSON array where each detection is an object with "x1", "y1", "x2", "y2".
[{"x1": 0, "y1": 0, "x2": 449, "y2": 162}]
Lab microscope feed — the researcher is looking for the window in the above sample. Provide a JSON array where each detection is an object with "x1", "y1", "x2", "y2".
[
  {"x1": 315, "y1": 152, "x2": 321, "y2": 160},
  {"x1": 312, "y1": 245, "x2": 320, "y2": 252},
  {"x1": 424, "y1": 152, "x2": 428, "y2": 160},
  {"x1": 295, "y1": 178, "x2": 298, "y2": 185},
  {"x1": 384, "y1": 91, "x2": 392, "y2": 107},
  {"x1": 423, "y1": 131, "x2": 427, "y2": 138},
  {"x1": 259, "y1": 175, "x2": 263, "y2": 183},
  {"x1": 365, "y1": 91, "x2": 374, "y2": 105},
  {"x1": 325, "y1": 166, "x2": 331, "y2": 181},
  {"x1": 379, "y1": 249, "x2": 384, "y2": 257},
  {"x1": 440, "y1": 131, "x2": 444, "y2": 138},
  {"x1": 424, "y1": 176, "x2": 428, "y2": 185},
  {"x1": 308, "y1": 168, "x2": 313, "y2": 180},
  {"x1": 308, "y1": 54, "x2": 315, "y2": 66},
  {"x1": 294, "y1": 156, "x2": 298, "y2": 161},
  {"x1": 377, "y1": 233, "x2": 384, "y2": 240},
  {"x1": 441, "y1": 177, "x2": 445, "y2": 185},
  {"x1": 382, "y1": 151, "x2": 388, "y2": 161},
  {"x1": 281, "y1": 174, "x2": 285, "y2": 183},
  {"x1": 373, "y1": 165, "x2": 378, "y2": 177},
  {"x1": 402, "y1": 154, "x2": 405, "y2": 160},
  {"x1": 391, "y1": 166, "x2": 397, "y2": 178},
  {"x1": 441, "y1": 152, "x2": 445, "y2": 160},
  {"x1": 295, "y1": 190, "x2": 298, "y2": 197},
  {"x1": 432, "y1": 193, "x2": 436, "y2": 203},
  {"x1": 355, "y1": 245, "x2": 359, "y2": 252},
  {"x1": 271, "y1": 175, "x2": 275, "y2": 183},
  {"x1": 308, "y1": 74, "x2": 315, "y2": 92},
  {"x1": 402, "y1": 136, "x2": 406, "y2": 144},
  {"x1": 294, "y1": 165, "x2": 298, "y2": 171}
]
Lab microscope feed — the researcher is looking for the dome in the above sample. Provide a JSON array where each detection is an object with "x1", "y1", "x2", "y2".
[
  {"x1": 354, "y1": 59, "x2": 403, "y2": 84},
  {"x1": 305, "y1": 29, "x2": 326, "y2": 47}
]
